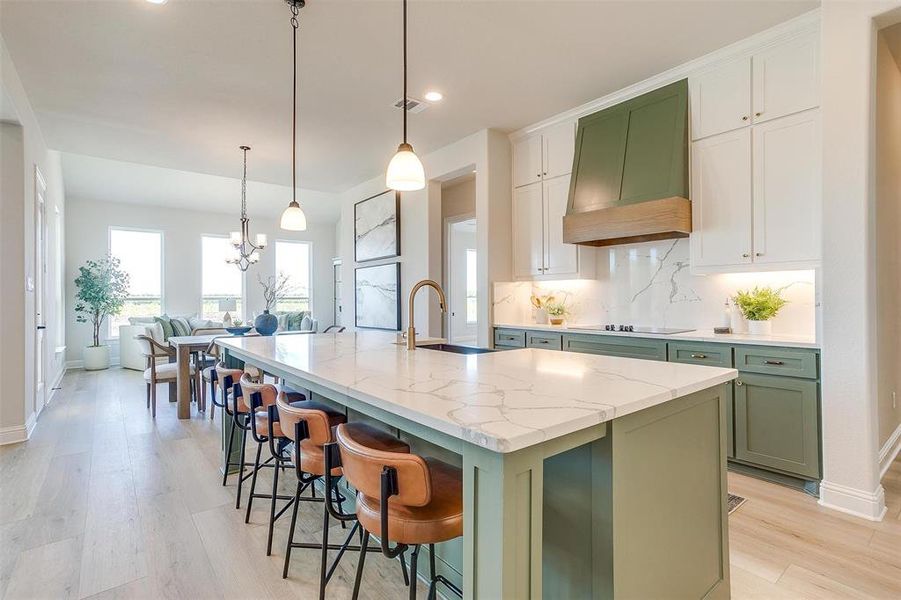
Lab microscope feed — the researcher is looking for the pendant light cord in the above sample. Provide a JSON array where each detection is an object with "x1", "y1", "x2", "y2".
[
  {"x1": 402, "y1": 0, "x2": 407, "y2": 144},
  {"x1": 291, "y1": 3, "x2": 299, "y2": 203},
  {"x1": 241, "y1": 146, "x2": 248, "y2": 218}
]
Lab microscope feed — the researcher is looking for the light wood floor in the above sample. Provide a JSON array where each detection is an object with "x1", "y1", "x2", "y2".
[{"x1": 1, "y1": 368, "x2": 899, "y2": 599}]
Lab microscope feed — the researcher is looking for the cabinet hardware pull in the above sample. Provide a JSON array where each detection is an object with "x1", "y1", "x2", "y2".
[
  {"x1": 742, "y1": 253, "x2": 750, "y2": 258},
  {"x1": 736, "y1": 380, "x2": 743, "y2": 386},
  {"x1": 755, "y1": 112, "x2": 762, "y2": 117},
  {"x1": 763, "y1": 360, "x2": 784, "y2": 366},
  {"x1": 690, "y1": 353, "x2": 707, "y2": 359},
  {"x1": 741, "y1": 115, "x2": 749, "y2": 121},
  {"x1": 756, "y1": 252, "x2": 763, "y2": 257}
]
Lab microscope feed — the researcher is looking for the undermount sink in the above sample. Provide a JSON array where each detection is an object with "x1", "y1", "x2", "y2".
[{"x1": 418, "y1": 343, "x2": 495, "y2": 355}]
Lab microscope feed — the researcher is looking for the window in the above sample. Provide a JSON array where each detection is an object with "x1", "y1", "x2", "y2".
[
  {"x1": 466, "y1": 249, "x2": 478, "y2": 323},
  {"x1": 202, "y1": 235, "x2": 243, "y2": 321},
  {"x1": 275, "y1": 240, "x2": 311, "y2": 312},
  {"x1": 109, "y1": 228, "x2": 163, "y2": 337}
]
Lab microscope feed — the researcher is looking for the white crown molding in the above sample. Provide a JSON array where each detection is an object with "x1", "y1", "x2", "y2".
[
  {"x1": 509, "y1": 8, "x2": 821, "y2": 141},
  {"x1": 879, "y1": 422, "x2": 901, "y2": 479},
  {"x1": 819, "y1": 479, "x2": 887, "y2": 522}
]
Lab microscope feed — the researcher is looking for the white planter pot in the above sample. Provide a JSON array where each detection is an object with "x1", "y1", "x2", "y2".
[
  {"x1": 535, "y1": 308, "x2": 548, "y2": 324},
  {"x1": 747, "y1": 320, "x2": 773, "y2": 336},
  {"x1": 83, "y1": 345, "x2": 111, "y2": 371}
]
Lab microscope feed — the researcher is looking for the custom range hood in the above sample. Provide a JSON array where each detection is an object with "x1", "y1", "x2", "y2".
[{"x1": 563, "y1": 79, "x2": 691, "y2": 247}]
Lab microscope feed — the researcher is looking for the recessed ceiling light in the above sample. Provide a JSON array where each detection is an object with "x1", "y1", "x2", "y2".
[
  {"x1": 146, "y1": 0, "x2": 168, "y2": 5},
  {"x1": 424, "y1": 91, "x2": 443, "y2": 102}
]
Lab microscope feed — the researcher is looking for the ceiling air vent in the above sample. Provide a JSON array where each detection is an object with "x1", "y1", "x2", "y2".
[{"x1": 393, "y1": 97, "x2": 428, "y2": 114}]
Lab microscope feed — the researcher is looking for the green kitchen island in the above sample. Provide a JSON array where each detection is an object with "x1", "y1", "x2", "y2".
[{"x1": 217, "y1": 331, "x2": 737, "y2": 599}]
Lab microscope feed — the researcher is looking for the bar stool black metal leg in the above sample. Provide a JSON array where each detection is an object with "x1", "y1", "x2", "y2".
[
  {"x1": 244, "y1": 442, "x2": 263, "y2": 523},
  {"x1": 351, "y1": 530, "x2": 371, "y2": 600},
  {"x1": 283, "y1": 481, "x2": 302, "y2": 579},
  {"x1": 266, "y1": 453, "x2": 281, "y2": 555},
  {"x1": 408, "y1": 544, "x2": 421, "y2": 600},
  {"x1": 235, "y1": 426, "x2": 248, "y2": 509},
  {"x1": 400, "y1": 552, "x2": 410, "y2": 587},
  {"x1": 222, "y1": 415, "x2": 236, "y2": 487},
  {"x1": 427, "y1": 543, "x2": 437, "y2": 600},
  {"x1": 318, "y1": 502, "x2": 330, "y2": 600}
]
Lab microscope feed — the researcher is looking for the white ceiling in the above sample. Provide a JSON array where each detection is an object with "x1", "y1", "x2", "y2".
[
  {"x1": 2, "y1": 0, "x2": 817, "y2": 195},
  {"x1": 61, "y1": 152, "x2": 341, "y2": 223}
]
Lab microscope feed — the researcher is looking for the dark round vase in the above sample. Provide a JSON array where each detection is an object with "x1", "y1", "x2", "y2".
[{"x1": 254, "y1": 310, "x2": 278, "y2": 336}]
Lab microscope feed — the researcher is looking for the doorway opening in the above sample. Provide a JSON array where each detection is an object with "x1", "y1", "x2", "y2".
[{"x1": 441, "y1": 173, "x2": 477, "y2": 346}]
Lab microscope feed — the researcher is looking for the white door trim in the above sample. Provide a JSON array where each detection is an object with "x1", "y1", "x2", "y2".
[{"x1": 33, "y1": 165, "x2": 48, "y2": 418}]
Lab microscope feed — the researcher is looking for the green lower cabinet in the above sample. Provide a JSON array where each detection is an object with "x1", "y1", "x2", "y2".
[
  {"x1": 733, "y1": 373, "x2": 820, "y2": 480},
  {"x1": 561, "y1": 333, "x2": 667, "y2": 361}
]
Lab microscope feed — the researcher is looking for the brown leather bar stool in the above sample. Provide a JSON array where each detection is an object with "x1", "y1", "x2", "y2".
[
  {"x1": 277, "y1": 398, "x2": 411, "y2": 599},
  {"x1": 334, "y1": 423, "x2": 464, "y2": 600},
  {"x1": 211, "y1": 363, "x2": 249, "y2": 495},
  {"x1": 238, "y1": 374, "x2": 307, "y2": 555}
]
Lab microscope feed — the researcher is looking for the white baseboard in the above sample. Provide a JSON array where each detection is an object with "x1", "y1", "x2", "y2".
[
  {"x1": 66, "y1": 358, "x2": 121, "y2": 370},
  {"x1": 819, "y1": 480, "x2": 887, "y2": 521},
  {"x1": 0, "y1": 412, "x2": 37, "y2": 446},
  {"x1": 879, "y1": 423, "x2": 901, "y2": 479}
]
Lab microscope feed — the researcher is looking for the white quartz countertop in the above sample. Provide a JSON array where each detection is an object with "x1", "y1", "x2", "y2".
[
  {"x1": 218, "y1": 331, "x2": 736, "y2": 454},
  {"x1": 494, "y1": 322, "x2": 819, "y2": 349}
]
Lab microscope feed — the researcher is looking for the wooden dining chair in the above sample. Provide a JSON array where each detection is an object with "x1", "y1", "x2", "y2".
[{"x1": 134, "y1": 334, "x2": 196, "y2": 418}]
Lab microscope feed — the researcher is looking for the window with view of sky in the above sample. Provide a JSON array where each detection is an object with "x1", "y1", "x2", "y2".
[
  {"x1": 202, "y1": 235, "x2": 243, "y2": 321},
  {"x1": 276, "y1": 240, "x2": 311, "y2": 313},
  {"x1": 108, "y1": 228, "x2": 162, "y2": 337}
]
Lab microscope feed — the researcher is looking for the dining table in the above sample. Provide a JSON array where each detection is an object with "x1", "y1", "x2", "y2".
[{"x1": 168, "y1": 330, "x2": 313, "y2": 419}]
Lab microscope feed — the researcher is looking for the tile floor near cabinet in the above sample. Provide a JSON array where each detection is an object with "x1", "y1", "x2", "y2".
[{"x1": 2, "y1": 368, "x2": 900, "y2": 599}]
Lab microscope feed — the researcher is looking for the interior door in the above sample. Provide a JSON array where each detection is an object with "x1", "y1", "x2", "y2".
[
  {"x1": 752, "y1": 110, "x2": 821, "y2": 265},
  {"x1": 34, "y1": 167, "x2": 48, "y2": 414},
  {"x1": 333, "y1": 260, "x2": 342, "y2": 326},
  {"x1": 690, "y1": 128, "x2": 753, "y2": 268},
  {"x1": 446, "y1": 219, "x2": 478, "y2": 346},
  {"x1": 543, "y1": 175, "x2": 578, "y2": 276},
  {"x1": 512, "y1": 183, "x2": 545, "y2": 278}
]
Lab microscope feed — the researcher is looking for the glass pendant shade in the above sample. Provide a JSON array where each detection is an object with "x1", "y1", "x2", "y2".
[
  {"x1": 280, "y1": 201, "x2": 307, "y2": 231},
  {"x1": 255, "y1": 233, "x2": 268, "y2": 248},
  {"x1": 386, "y1": 142, "x2": 425, "y2": 191},
  {"x1": 229, "y1": 231, "x2": 242, "y2": 246}
]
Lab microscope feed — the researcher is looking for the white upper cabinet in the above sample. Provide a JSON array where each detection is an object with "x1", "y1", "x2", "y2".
[
  {"x1": 542, "y1": 121, "x2": 576, "y2": 181},
  {"x1": 512, "y1": 120, "x2": 576, "y2": 187},
  {"x1": 512, "y1": 183, "x2": 545, "y2": 278},
  {"x1": 690, "y1": 57, "x2": 752, "y2": 141},
  {"x1": 752, "y1": 31, "x2": 819, "y2": 124},
  {"x1": 513, "y1": 135, "x2": 543, "y2": 188},
  {"x1": 752, "y1": 110, "x2": 821, "y2": 265},
  {"x1": 543, "y1": 175, "x2": 579, "y2": 276},
  {"x1": 690, "y1": 128, "x2": 753, "y2": 268}
]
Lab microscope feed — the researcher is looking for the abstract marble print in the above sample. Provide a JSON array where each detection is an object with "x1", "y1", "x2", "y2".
[
  {"x1": 355, "y1": 262, "x2": 401, "y2": 330},
  {"x1": 354, "y1": 190, "x2": 399, "y2": 262}
]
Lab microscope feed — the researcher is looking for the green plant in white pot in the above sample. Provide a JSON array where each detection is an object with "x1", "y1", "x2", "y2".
[
  {"x1": 732, "y1": 286, "x2": 787, "y2": 336},
  {"x1": 545, "y1": 301, "x2": 568, "y2": 326},
  {"x1": 74, "y1": 256, "x2": 129, "y2": 370}
]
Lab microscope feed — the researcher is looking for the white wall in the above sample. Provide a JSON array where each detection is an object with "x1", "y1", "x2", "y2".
[
  {"x1": 818, "y1": 0, "x2": 901, "y2": 521},
  {"x1": 0, "y1": 34, "x2": 67, "y2": 444},
  {"x1": 65, "y1": 198, "x2": 336, "y2": 365},
  {"x1": 337, "y1": 129, "x2": 510, "y2": 346},
  {"x1": 875, "y1": 29, "x2": 901, "y2": 457}
]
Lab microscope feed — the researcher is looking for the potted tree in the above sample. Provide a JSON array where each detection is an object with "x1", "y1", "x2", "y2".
[
  {"x1": 74, "y1": 256, "x2": 130, "y2": 370},
  {"x1": 732, "y1": 286, "x2": 788, "y2": 335}
]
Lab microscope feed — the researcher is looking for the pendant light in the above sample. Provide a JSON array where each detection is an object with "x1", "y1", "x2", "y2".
[
  {"x1": 385, "y1": 0, "x2": 425, "y2": 191},
  {"x1": 280, "y1": 0, "x2": 307, "y2": 231},
  {"x1": 226, "y1": 145, "x2": 267, "y2": 271}
]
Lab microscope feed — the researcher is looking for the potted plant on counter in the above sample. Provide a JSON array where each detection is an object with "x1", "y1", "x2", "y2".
[
  {"x1": 74, "y1": 255, "x2": 129, "y2": 370},
  {"x1": 255, "y1": 273, "x2": 291, "y2": 336},
  {"x1": 732, "y1": 286, "x2": 787, "y2": 335},
  {"x1": 545, "y1": 300, "x2": 568, "y2": 326}
]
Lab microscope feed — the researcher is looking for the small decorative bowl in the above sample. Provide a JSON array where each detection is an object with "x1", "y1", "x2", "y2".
[{"x1": 225, "y1": 326, "x2": 253, "y2": 336}]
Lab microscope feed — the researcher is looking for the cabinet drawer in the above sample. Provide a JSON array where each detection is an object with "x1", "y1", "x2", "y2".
[
  {"x1": 562, "y1": 334, "x2": 667, "y2": 361},
  {"x1": 494, "y1": 328, "x2": 525, "y2": 348},
  {"x1": 735, "y1": 347, "x2": 818, "y2": 379},
  {"x1": 526, "y1": 331, "x2": 563, "y2": 350},
  {"x1": 668, "y1": 342, "x2": 733, "y2": 368}
]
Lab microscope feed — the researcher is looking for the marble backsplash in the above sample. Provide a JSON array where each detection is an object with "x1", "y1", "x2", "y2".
[{"x1": 493, "y1": 239, "x2": 817, "y2": 336}]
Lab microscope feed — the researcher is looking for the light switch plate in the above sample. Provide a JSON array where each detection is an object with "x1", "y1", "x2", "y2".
[{"x1": 26, "y1": 276, "x2": 35, "y2": 292}]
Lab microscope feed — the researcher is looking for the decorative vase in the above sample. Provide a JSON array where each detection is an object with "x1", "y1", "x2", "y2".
[
  {"x1": 83, "y1": 345, "x2": 110, "y2": 371},
  {"x1": 747, "y1": 319, "x2": 772, "y2": 336},
  {"x1": 549, "y1": 316, "x2": 565, "y2": 326},
  {"x1": 254, "y1": 310, "x2": 278, "y2": 336},
  {"x1": 535, "y1": 308, "x2": 548, "y2": 324}
]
